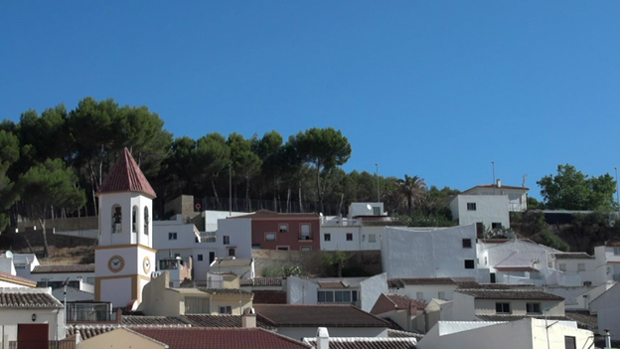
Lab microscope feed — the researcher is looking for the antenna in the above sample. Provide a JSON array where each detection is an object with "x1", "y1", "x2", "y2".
[{"x1": 522, "y1": 175, "x2": 527, "y2": 188}]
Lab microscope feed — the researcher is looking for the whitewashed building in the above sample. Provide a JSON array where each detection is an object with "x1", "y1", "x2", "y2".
[
  {"x1": 589, "y1": 282, "x2": 620, "y2": 339},
  {"x1": 381, "y1": 225, "x2": 486, "y2": 281},
  {"x1": 449, "y1": 181, "x2": 528, "y2": 230},
  {"x1": 594, "y1": 244, "x2": 620, "y2": 284}
]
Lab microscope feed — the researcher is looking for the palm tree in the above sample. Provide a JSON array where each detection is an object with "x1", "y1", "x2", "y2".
[{"x1": 397, "y1": 175, "x2": 427, "y2": 216}]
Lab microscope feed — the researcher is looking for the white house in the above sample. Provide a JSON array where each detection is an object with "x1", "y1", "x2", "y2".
[
  {"x1": 589, "y1": 282, "x2": 620, "y2": 339},
  {"x1": 0, "y1": 288, "x2": 66, "y2": 346},
  {"x1": 594, "y1": 244, "x2": 620, "y2": 284},
  {"x1": 287, "y1": 273, "x2": 388, "y2": 313},
  {"x1": 449, "y1": 181, "x2": 528, "y2": 230},
  {"x1": 320, "y1": 203, "x2": 405, "y2": 251},
  {"x1": 381, "y1": 225, "x2": 486, "y2": 281},
  {"x1": 419, "y1": 318, "x2": 593, "y2": 349},
  {"x1": 551, "y1": 252, "x2": 599, "y2": 287}
]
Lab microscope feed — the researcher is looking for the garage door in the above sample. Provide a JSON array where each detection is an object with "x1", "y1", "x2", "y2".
[{"x1": 17, "y1": 324, "x2": 49, "y2": 349}]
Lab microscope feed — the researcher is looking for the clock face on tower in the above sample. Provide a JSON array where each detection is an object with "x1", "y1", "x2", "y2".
[
  {"x1": 108, "y1": 255, "x2": 125, "y2": 273},
  {"x1": 143, "y1": 256, "x2": 151, "y2": 274}
]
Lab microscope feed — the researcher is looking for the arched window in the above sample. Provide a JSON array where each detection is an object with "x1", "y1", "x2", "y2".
[
  {"x1": 144, "y1": 206, "x2": 149, "y2": 235},
  {"x1": 112, "y1": 205, "x2": 122, "y2": 234},
  {"x1": 132, "y1": 206, "x2": 138, "y2": 233}
]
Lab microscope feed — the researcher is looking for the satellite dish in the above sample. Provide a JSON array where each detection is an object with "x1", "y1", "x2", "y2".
[
  {"x1": 319, "y1": 212, "x2": 323, "y2": 217},
  {"x1": 5, "y1": 251, "x2": 13, "y2": 259},
  {"x1": 366, "y1": 204, "x2": 372, "y2": 210}
]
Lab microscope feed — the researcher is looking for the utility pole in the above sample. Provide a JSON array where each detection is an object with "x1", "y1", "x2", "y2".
[
  {"x1": 375, "y1": 163, "x2": 380, "y2": 203},
  {"x1": 615, "y1": 167, "x2": 619, "y2": 213},
  {"x1": 492, "y1": 161, "x2": 496, "y2": 195},
  {"x1": 229, "y1": 163, "x2": 232, "y2": 216}
]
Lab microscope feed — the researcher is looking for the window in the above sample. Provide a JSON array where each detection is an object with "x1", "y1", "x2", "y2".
[
  {"x1": 614, "y1": 248, "x2": 620, "y2": 256},
  {"x1": 324, "y1": 233, "x2": 331, "y2": 241},
  {"x1": 301, "y1": 246, "x2": 312, "y2": 252},
  {"x1": 318, "y1": 291, "x2": 333, "y2": 303},
  {"x1": 416, "y1": 292, "x2": 424, "y2": 300},
  {"x1": 209, "y1": 252, "x2": 215, "y2": 264},
  {"x1": 490, "y1": 273, "x2": 496, "y2": 283},
  {"x1": 132, "y1": 206, "x2": 138, "y2": 233},
  {"x1": 559, "y1": 263, "x2": 566, "y2": 272},
  {"x1": 578, "y1": 263, "x2": 586, "y2": 271},
  {"x1": 195, "y1": 236, "x2": 200, "y2": 243},
  {"x1": 279, "y1": 224, "x2": 288, "y2": 233},
  {"x1": 300, "y1": 224, "x2": 312, "y2": 240},
  {"x1": 185, "y1": 297, "x2": 209, "y2": 314},
  {"x1": 485, "y1": 256, "x2": 488, "y2": 265},
  {"x1": 219, "y1": 306, "x2": 232, "y2": 314},
  {"x1": 526, "y1": 303, "x2": 541, "y2": 314},
  {"x1": 373, "y1": 207, "x2": 381, "y2": 215},
  {"x1": 346, "y1": 233, "x2": 353, "y2": 241},
  {"x1": 197, "y1": 254, "x2": 203, "y2": 261},
  {"x1": 169, "y1": 232, "x2": 178, "y2": 240},
  {"x1": 495, "y1": 302, "x2": 511, "y2": 314},
  {"x1": 318, "y1": 290, "x2": 358, "y2": 303},
  {"x1": 462, "y1": 238, "x2": 472, "y2": 248},
  {"x1": 491, "y1": 222, "x2": 502, "y2": 230},
  {"x1": 564, "y1": 336, "x2": 576, "y2": 349},
  {"x1": 112, "y1": 205, "x2": 122, "y2": 234},
  {"x1": 223, "y1": 236, "x2": 230, "y2": 245},
  {"x1": 265, "y1": 233, "x2": 276, "y2": 241},
  {"x1": 367, "y1": 234, "x2": 376, "y2": 243},
  {"x1": 144, "y1": 206, "x2": 149, "y2": 235},
  {"x1": 228, "y1": 248, "x2": 236, "y2": 257},
  {"x1": 464, "y1": 259, "x2": 475, "y2": 269},
  {"x1": 467, "y1": 202, "x2": 476, "y2": 211},
  {"x1": 277, "y1": 246, "x2": 289, "y2": 251},
  {"x1": 438, "y1": 291, "x2": 446, "y2": 300}
]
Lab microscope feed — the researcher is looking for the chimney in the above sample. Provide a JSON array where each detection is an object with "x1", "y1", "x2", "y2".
[
  {"x1": 496, "y1": 179, "x2": 502, "y2": 188},
  {"x1": 604, "y1": 329, "x2": 611, "y2": 348},
  {"x1": 242, "y1": 307, "x2": 256, "y2": 328},
  {"x1": 316, "y1": 327, "x2": 329, "y2": 349},
  {"x1": 116, "y1": 308, "x2": 122, "y2": 323}
]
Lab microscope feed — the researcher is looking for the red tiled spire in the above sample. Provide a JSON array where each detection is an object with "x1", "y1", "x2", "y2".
[{"x1": 98, "y1": 148, "x2": 157, "y2": 198}]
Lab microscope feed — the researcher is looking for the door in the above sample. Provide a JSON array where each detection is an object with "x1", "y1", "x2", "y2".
[{"x1": 18, "y1": 323, "x2": 49, "y2": 349}]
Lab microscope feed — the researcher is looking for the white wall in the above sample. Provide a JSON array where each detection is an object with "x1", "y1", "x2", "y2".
[
  {"x1": 348, "y1": 203, "x2": 384, "y2": 218},
  {"x1": 320, "y1": 225, "x2": 384, "y2": 251},
  {"x1": 153, "y1": 220, "x2": 199, "y2": 251},
  {"x1": 450, "y1": 195, "x2": 510, "y2": 229},
  {"x1": 360, "y1": 273, "x2": 388, "y2": 313},
  {"x1": 204, "y1": 210, "x2": 247, "y2": 233},
  {"x1": 391, "y1": 284, "x2": 458, "y2": 302},
  {"x1": 382, "y1": 225, "x2": 479, "y2": 279},
  {"x1": 0, "y1": 289, "x2": 65, "y2": 341},
  {"x1": 98, "y1": 193, "x2": 153, "y2": 247},
  {"x1": 590, "y1": 283, "x2": 620, "y2": 338},
  {"x1": 553, "y1": 258, "x2": 598, "y2": 286},
  {"x1": 287, "y1": 276, "x2": 319, "y2": 305}
]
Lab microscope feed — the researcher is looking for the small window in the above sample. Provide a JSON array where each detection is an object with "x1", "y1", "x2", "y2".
[
  {"x1": 416, "y1": 292, "x2": 424, "y2": 300},
  {"x1": 276, "y1": 246, "x2": 289, "y2": 251},
  {"x1": 209, "y1": 252, "x2": 215, "y2": 264},
  {"x1": 583, "y1": 281, "x2": 592, "y2": 286},
  {"x1": 373, "y1": 207, "x2": 381, "y2": 215},
  {"x1": 300, "y1": 224, "x2": 312, "y2": 240},
  {"x1": 491, "y1": 222, "x2": 502, "y2": 230},
  {"x1": 565, "y1": 336, "x2": 576, "y2": 349},
  {"x1": 169, "y1": 232, "x2": 178, "y2": 240},
  {"x1": 495, "y1": 302, "x2": 511, "y2": 314},
  {"x1": 223, "y1": 236, "x2": 230, "y2": 245},
  {"x1": 368, "y1": 234, "x2": 376, "y2": 243},
  {"x1": 578, "y1": 263, "x2": 585, "y2": 271},
  {"x1": 228, "y1": 248, "x2": 236, "y2": 257},
  {"x1": 324, "y1": 234, "x2": 331, "y2": 241},
  {"x1": 301, "y1": 246, "x2": 312, "y2": 252},
  {"x1": 526, "y1": 303, "x2": 541, "y2": 314},
  {"x1": 144, "y1": 206, "x2": 149, "y2": 235},
  {"x1": 112, "y1": 205, "x2": 122, "y2": 234},
  {"x1": 219, "y1": 306, "x2": 232, "y2": 314},
  {"x1": 467, "y1": 202, "x2": 476, "y2": 211},
  {"x1": 464, "y1": 259, "x2": 475, "y2": 269},
  {"x1": 197, "y1": 254, "x2": 203, "y2": 261},
  {"x1": 132, "y1": 206, "x2": 138, "y2": 233},
  {"x1": 346, "y1": 233, "x2": 353, "y2": 241},
  {"x1": 195, "y1": 236, "x2": 200, "y2": 243},
  {"x1": 614, "y1": 248, "x2": 620, "y2": 256},
  {"x1": 265, "y1": 233, "x2": 276, "y2": 241},
  {"x1": 438, "y1": 291, "x2": 445, "y2": 300},
  {"x1": 352, "y1": 291, "x2": 358, "y2": 302},
  {"x1": 559, "y1": 263, "x2": 566, "y2": 272},
  {"x1": 462, "y1": 238, "x2": 472, "y2": 248},
  {"x1": 279, "y1": 224, "x2": 288, "y2": 233}
]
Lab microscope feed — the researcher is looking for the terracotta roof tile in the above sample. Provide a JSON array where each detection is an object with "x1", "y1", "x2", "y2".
[
  {"x1": 318, "y1": 281, "x2": 346, "y2": 288},
  {"x1": 457, "y1": 289, "x2": 564, "y2": 300},
  {"x1": 386, "y1": 294, "x2": 426, "y2": 310},
  {"x1": 122, "y1": 315, "x2": 189, "y2": 326},
  {"x1": 303, "y1": 337, "x2": 418, "y2": 349},
  {"x1": 255, "y1": 304, "x2": 390, "y2": 328},
  {"x1": 98, "y1": 148, "x2": 156, "y2": 198},
  {"x1": 132, "y1": 327, "x2": 311, "y2": 349},
  {"x1": 565, "y1": 310, "x2": 598, "y2": 330},
  {"x1": 252, "y1": 291, "x2": 287, "y2": 304},
  {"x1": 388, "y1": 329, "x2": 424, "y2": 339},
  {"x1": 0, "y1": 288, "x2": 63, "y2": 308},
  {"x1": 0, "y1": 271, "x2": 37, "y2": 286},
  {"x1": 32, "y1": 264, "x2": 95, "y2": 274},
  {"x1": 553, "y1": 252, "x2": 594, "y2": 260},
  {"x1": 67, "y1": 325, "x2": 118, "y2": 339},
  {"x1": 388, "y1": 278, "x2": 460, "y2": 288},
  {"x1": 181, "y1": 315, "x2": 273, "y2": 329}
]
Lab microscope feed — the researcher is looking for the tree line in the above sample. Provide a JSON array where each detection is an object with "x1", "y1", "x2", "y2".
[{"x1": 0, "y1": 97, "x2": 461, "y2": 239}]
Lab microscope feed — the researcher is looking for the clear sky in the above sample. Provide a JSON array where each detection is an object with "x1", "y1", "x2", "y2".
[{"x1": 1, "y1": 2, "x2": 619, "y2": 198}]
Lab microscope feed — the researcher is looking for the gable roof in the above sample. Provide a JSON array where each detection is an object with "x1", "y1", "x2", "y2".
[
  {"x1": 98, "y1": 148, "x2": 156, "y2": 198},
  {"x1": 0, "y1": 271, "x2": 37, "y2": 287},
  {"x1": 181, "y1": 314, "x2": 272, "y2": 329},
  {"x1": 303, "y1": 337, "x2": 418, "y2": 349},
  {"x1": 388, "y1": 278, "x2": 462, "y2": 288},
  {"x1": 132, "y1": 327, "x2": 311, "y2": 349},
  {"x1": 0, "y1": 288, "x2": 63, "y2": 308},
  {"x1": 122, "y1": 315, "x2": 189, "y2": 326},
  {"x1": 461, "y1": 184, "x2": 529, "y2": 194},
  {"x1": 32, "y1": 264, "x2": 95, "y2": 274},
  {"x1": 254, "y1": 304, "x2": 391, "y2": 328},
  {"x1": 456, "y1": 289, "x2": 564, "y2": 301},
  {"x1": 553, "y1": 252, "x2": 594, "y2": 260},
  {"x1": 385, "y1": 294, "x2": 426, "y2": 310}
]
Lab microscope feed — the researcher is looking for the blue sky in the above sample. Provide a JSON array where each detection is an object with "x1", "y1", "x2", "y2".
[{"x1": 1, "y1": 2, "x2": 619, "y2": 198}]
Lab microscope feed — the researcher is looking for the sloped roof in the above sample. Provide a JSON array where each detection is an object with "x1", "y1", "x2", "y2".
[
  {"x1": 318, "y1": 281, "x2": 346, "y2": 288},
  {"x1": 240, "y1": 277, "x2": 283, "y2": 287},
  {"x1": 252, "y1": 291, "x2": 287, "y2": 304},
  {"x1": 0, "y1": 288, "x2": 63, "y2": 308},
  {"x1": 461, "y1": 184, "x2": 529, "y2": 194},
  {"x1": 457, "y1": 289, "x2": 564, "y2": 301},
  {"x1": 388, "y1": 329, "x2": 424, "y2": 339},
  {"x1": 132, "y1": 327, "x2": 312, "y2": 349},
  {"x1": 122, "y1": 315, "x2": 189, "y2": 326},
  {"x1": 388, "y1": 278, "x2": 460, "y2": 288},
  {"x1": 565, "y1": 310, "x2": 598, "y2": 330},
  {"x1": 197, "y1": 288, "x2": 253, "y2": 296},
  {"x1": 553, "y1": 252, "x2": 594, "y2": 260},
  {"x1": 0, "y1": 271, "x2": 37, "y2": 287},
  {"x1": 181, "y1": 314, "x2": 272, "y2": 329},
  {"x1": 255, "y1": 304, "x2": 391, "y2": 328},
  {"x1": 98, "y1": 148, "x2": 156, "y2": 198},
  {"x1": 32, "y1": 264, "x2": 95, "y2": 274},
  {"x1": 303, "y1": 337, "x2": 418, "y2": 349},
  {"x1": 385, "y1": 294, "x2": 426, "y2": 310}
]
